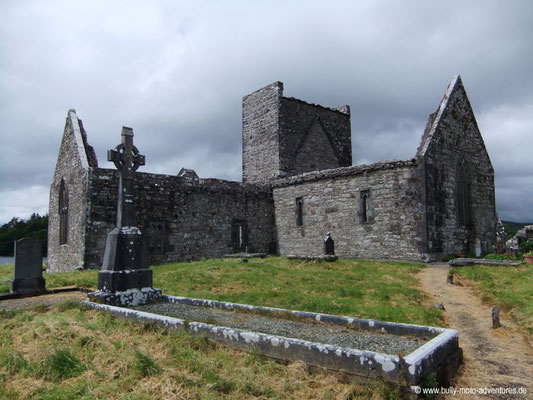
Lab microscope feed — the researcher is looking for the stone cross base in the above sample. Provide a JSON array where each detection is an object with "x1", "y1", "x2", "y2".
[
  {"x1": 9, "y1": 277, "x2": 46, "y2": 294},
  {"x1": 98, "y1": 268, "x2": 154, "y2": 292},
  {"x1": 88, "y1": 287, "x2": 164, "y2": 307}
]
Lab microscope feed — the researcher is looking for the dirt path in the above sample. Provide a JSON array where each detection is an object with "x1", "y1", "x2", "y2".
[
  {"x1": 0, "y1": 290, "x2": 87, "y2": 311},
  {"x1": 418, "y1": 265, "x2": 532, "y2": 399}
]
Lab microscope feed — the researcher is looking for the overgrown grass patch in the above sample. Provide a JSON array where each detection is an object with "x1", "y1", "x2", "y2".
[
  {"x1": 132, "y1": 349, "x2": 161, "y2": 377},
  {"x1": 0, "y1": 258, "x2": 446, "y2": 398},
  {"x1": 451, "y1": 263, "x2": 533, "y2": 335},
  {"x1": 36, "y1": 348, "x2": 87, "y2": 381},
  {"x1": 0, "y1": 264, "x2": 13, "y2": 293},
  {"x1": 0, "y1": 296, "x2": 406, "y2": 398}
]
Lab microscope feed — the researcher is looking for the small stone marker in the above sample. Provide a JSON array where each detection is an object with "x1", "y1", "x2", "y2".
[
  {"x1": 475, "y1": 238, "x2": 482, "y2": 258},
  {"x1": 324, "y1": 232, "x2": 335, "y2": 255},
  {"x1": 9, "y1": 238, "x2": 46, "y2": 294},
  {"x1": 491, "y1": 306, "x2": 500, "y2": 329}
]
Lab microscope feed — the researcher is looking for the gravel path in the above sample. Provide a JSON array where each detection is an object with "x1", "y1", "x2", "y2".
[{"x1": 136, "y1": 301, "x2": 430, "y2": 355}]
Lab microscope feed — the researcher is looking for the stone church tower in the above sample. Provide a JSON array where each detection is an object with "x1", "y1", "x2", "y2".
[{"x1": 242, "y1": 81, "x2": 352, "y2": 184}]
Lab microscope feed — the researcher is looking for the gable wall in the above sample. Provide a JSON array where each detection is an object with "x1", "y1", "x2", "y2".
[
  {"x1": 272, "y1": 161, "x2": 426, "y2": 260},
  {"x1": 279, "y1": 97, "x2": 351, "y2": 177},
  {"x1": 419, "y1": 79, "x2": 496, "y2": 257},
  {"x1": 48, "y1": 112, "x2": 95, "y2": 272}
]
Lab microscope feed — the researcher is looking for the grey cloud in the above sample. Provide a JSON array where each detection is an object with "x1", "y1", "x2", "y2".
[{"x1": 1, "y1": 0, "x2": 532, "y2": 223}]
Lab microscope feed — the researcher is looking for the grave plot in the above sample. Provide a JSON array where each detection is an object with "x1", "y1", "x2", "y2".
[{"x1": 85, "y1": 295, "x2": 462, "y2": 387}]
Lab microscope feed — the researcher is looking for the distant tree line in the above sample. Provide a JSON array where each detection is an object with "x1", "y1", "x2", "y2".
[
  {"x1": 502, "y1": 220, "x2": 532, "y2": 240},
  {"x1": 0, "y1": 214, "x2": 48, "y2": 256}
]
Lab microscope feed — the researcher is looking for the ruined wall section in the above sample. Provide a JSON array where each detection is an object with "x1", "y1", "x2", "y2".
[
  {"x1": 48, "y1": 110, "x2": 97, "y2": 272},
  {"x1": 279, "y1": 97, "x2": 351, "y2": 177},
  {"x1": 242, "y1": 82, "x2": 352, "y2": 185},
  {"x1": 417, "y1": 76, "x2": 496, "y2": 257},
  {"x1": 272, "y1": 160, "x2": 426, "y2": 260},
  {"x1": 242, "y1": 82, "x2": 283, "y2": 185},
  {"x1": 84, "y1": 170, "x2": 275, "y2": 268}
]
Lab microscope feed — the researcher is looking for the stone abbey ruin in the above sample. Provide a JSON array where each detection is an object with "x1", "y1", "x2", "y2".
[{"x1": 48, "y1": 75, "x2": 497, "y2": 272}]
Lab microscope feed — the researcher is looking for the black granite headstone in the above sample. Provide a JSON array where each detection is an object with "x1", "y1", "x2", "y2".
[
  {"x1": 324, "y1": 232, "x2": 335, "y2": 255},
  {"x1": 9, "y1": 238, "x2": 46, "y2": 293}
]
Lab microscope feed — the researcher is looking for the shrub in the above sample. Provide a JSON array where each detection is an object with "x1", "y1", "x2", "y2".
[
  {"x1": 484, "y1": 253, "x2": 522, "y2": 261},
  {"x1": 519, "y1": 240, "x2": 533, "y2": 254}
]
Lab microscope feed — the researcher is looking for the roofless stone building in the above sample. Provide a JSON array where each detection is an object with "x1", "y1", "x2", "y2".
[{"x1": 47, "y1": 75, "x2": 497, "y2": 272}]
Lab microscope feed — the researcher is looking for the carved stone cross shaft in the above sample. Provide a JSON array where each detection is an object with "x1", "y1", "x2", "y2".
[{"x1": 107, "y1": 127, "x2": 145, "y2": 227}]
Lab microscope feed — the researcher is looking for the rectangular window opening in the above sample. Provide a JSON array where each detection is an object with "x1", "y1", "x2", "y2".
[{"x1": 296, "y1": 197, "x2": 304, "y2": 226}]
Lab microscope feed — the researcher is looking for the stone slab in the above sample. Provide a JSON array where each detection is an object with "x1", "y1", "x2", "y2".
[
  {"x1": 9, "y1": 238, "x2": 45, "y2": 294},
  {"x1": 287, "y1": 255, "x2": 338, "y2": 262},
  {"x1": 84, "y1": 295, "x2": 461, "y2": 386},
  {"x1": 449, "y1": 258, "x2": 523, "y2": 267},
  {"x1": 223, "y1": 253, "x2": 268, "y2": 259}
]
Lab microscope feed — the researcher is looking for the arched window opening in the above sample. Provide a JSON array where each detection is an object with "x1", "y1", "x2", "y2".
[
  {"x1": 359, "y1": 190, "x2": 374, "y2": 224},
  {"x1": 457, "y1": 160, "x2": 471, "y2": 227},
  {"x1": 59, "y1": 179, "x2": 69, "y2": 245},
  {"x1": 361, "y1": 192, "x2": 368, "y2": 223}
]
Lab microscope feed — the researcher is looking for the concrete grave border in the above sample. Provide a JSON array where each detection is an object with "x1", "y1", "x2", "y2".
[{"x1": 84, "y1": 295, "x2": 461, "y2": 386}]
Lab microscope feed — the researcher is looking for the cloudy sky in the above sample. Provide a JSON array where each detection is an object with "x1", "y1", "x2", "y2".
[{"x1": 0, "y1": 0, "x2": 532, "y2": 224}]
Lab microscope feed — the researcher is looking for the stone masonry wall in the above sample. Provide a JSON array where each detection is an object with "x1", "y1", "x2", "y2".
[
  {"x1": 417, "y1": 76, "x2": 496, "y2": 257},
  {"x1": 272, "y1": 160, "x2": 426, "y2": 261},
  {"x1": 242, "y1": 82, "x2": 351, "y2": 185},
  {"x1": 279, "y1": 97, "x2": 351, "y2": 177},
  {"x1": 242, "y1": 82, "x2": 282, "y2": 185},
  {"x1": 84, "y1": 169, "x2": 275, "y2": 268},
  {"x1": 48, "y1": 111, "x2": 97, "y2": 272}
]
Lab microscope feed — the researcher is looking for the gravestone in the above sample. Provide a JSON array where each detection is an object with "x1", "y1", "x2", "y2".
[
  {"x1": 324, "y1": 232, "x2": 335, "y2": 255},
  {"x1": 89, "y1": 127, "x2": 162, "y2": 306},
  {"x1": 491, "y1": 305, "x2": 500, "y2": 329},
  {"x1": 9, "y1": 238, "x2": 46, "y2": 294},
  {"x1": 475, "y1": 238, "x2": 482, "y2": 258}
]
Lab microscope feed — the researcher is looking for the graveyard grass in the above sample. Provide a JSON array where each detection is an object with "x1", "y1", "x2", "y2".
[
  {"x1": 451, "y1": 263, "x2": 533, "y2": 335},
  {"x1": 2, "y1": 258, "x2": 434, "y2": 399},
  {"x1": 0, "y1": 257, "x2": 525, "y2": 399}
]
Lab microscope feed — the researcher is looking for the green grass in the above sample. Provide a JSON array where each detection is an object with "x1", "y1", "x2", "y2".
[
  {"x1": 0, "y1": 264, "x2": 13, "y2": 293},
  {"x1": 37, "y1": 257, "x2": 440, "y2": 327},
  {"x1": 0, "y1": 257, "x2": 441, "y2": 398},
  {"x1": 4, "y1": 258, "x2": 441, "y2": 326},
  {"x1": 133, "y1": 348, "x2": 161, "y2": 377},
  {"x1": 451, "y1": 263, "x2": 533, "y2": 335},
  {"x1": 0, "y1": 298, "x2": 401, "y2": 399}
]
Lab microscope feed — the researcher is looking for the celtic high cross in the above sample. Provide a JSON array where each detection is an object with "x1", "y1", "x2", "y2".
[
  {"x1": 107, "y1": 127, "x2": 145, "y2": 227},
  {"x1": 91, "y1": 126, "x2": 161, "y2": 305}
]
